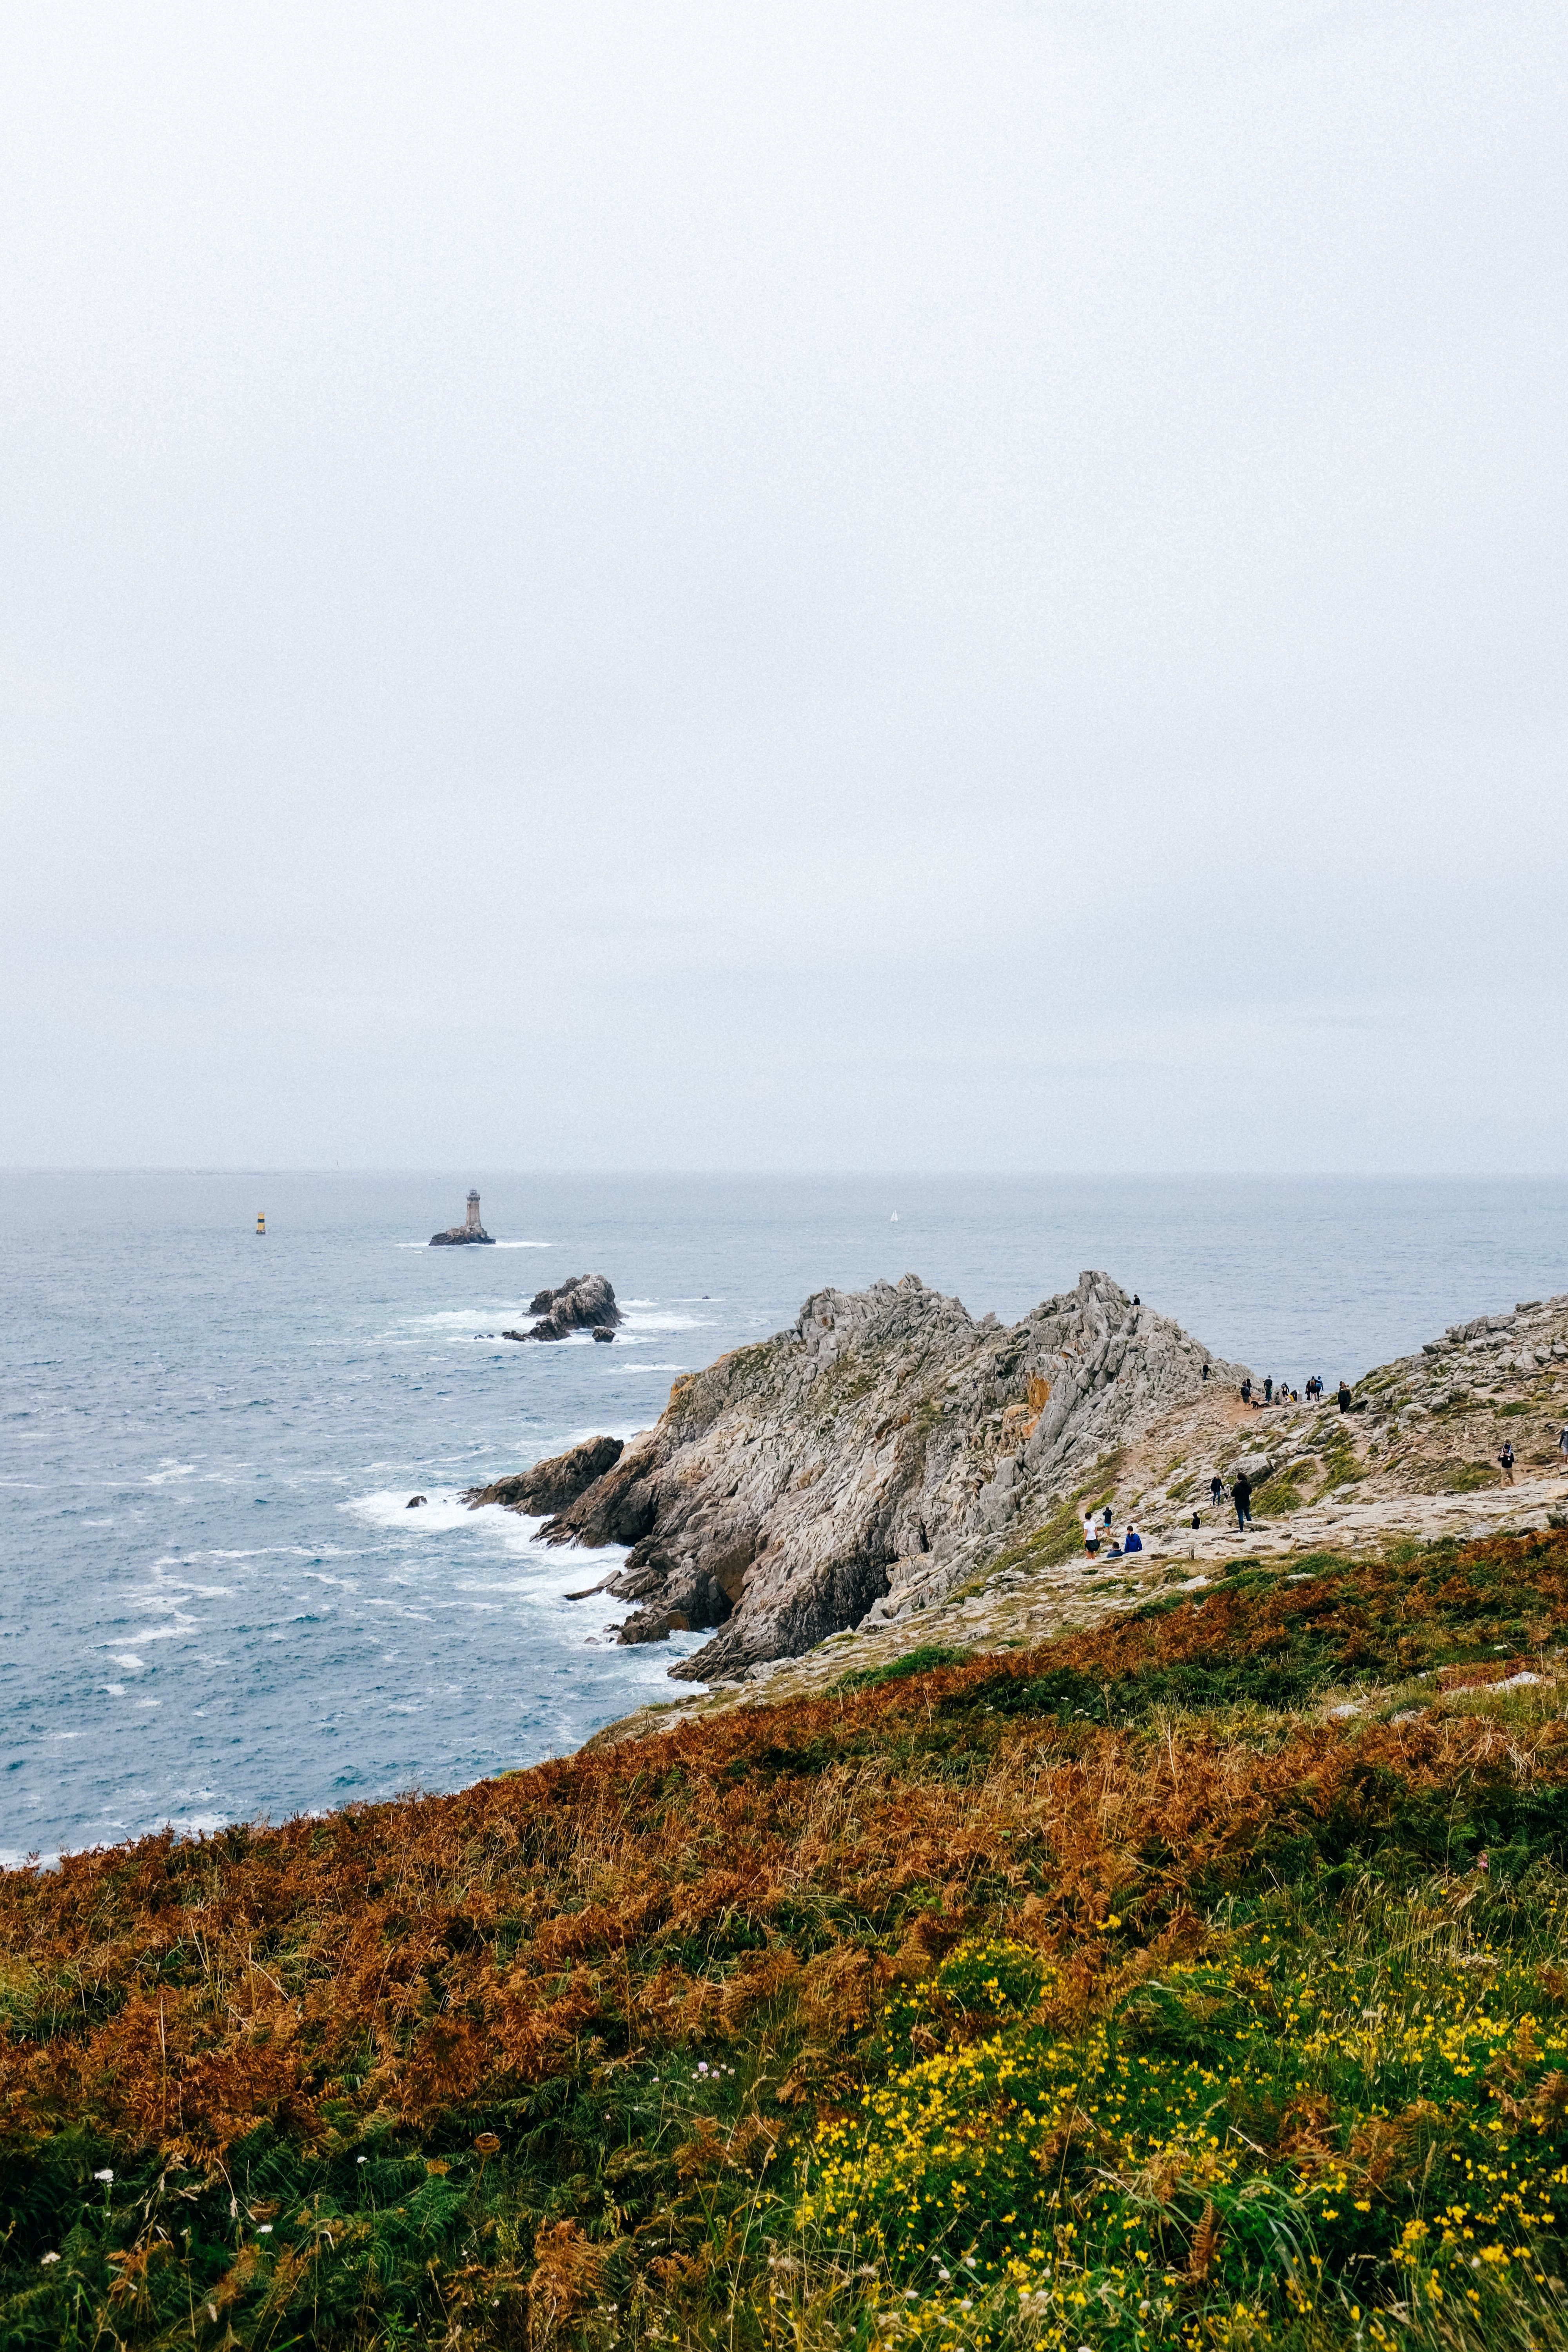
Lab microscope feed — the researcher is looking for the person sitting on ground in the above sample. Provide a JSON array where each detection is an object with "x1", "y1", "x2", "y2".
[
  {"x1": 1122, "y1": 1523, "x2": 1143, "y2": 1553},
  {"x1": 1191, "y1": 1511, "x2": 1201, "y2": 1529}
]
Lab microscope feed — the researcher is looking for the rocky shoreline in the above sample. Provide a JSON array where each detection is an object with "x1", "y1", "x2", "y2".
[{"x1": 467, "y1": 1270, "x2": 1568, "y2": 1735}]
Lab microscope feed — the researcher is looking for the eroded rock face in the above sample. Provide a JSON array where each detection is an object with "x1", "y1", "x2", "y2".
[
  {"x1": 464, "y1": 1435, "x2": 624, "y2": 1517},
  {"x1": 531, "y1": 1270, "x2": 1243, "y2": 1682},
  {"x1": 506, "y1": 1274, "x2": 623, "y2": 1342}
]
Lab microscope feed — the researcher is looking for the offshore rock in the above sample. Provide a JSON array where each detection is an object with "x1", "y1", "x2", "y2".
[
  {"x1": 430, "y1": 1221, "x2": 494, "y2": 1245},
  {"x1": 537, "y1": 1270, "x2": 1244, "y2": 1681},
  {"x1": 505, "y1": 1274, "x2": 623, "y2": 1343},
  {"x1": 465, "y1": 1435, "x2": 625, "y2": 1517}
]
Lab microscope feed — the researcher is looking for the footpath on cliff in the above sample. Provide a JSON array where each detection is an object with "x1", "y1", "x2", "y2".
[{"x1": 465, "y1": 1271, "x2": 1568, "y2": 1742}]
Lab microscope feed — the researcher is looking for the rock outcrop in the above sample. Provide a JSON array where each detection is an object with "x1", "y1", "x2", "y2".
[
  {"x1": 517, "y1": 1271, "x2": 1242, "y2": 1682},
  {"x1": 465, "y1": 1436, "x2": 624, "y2": 1517},
  {"x1": 502, "y1": 1274, "x2": 622, "y2": 1343}
]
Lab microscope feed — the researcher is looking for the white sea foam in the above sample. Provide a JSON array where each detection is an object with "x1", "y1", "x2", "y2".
[{"x1": 344, "y1": 1488, "x2": 482, "y2": 1533}]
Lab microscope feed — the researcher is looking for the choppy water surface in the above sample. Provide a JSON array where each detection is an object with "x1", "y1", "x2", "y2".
[{"x1": 5, "y1": 1170, "x2": 1567, "y2": 1862}]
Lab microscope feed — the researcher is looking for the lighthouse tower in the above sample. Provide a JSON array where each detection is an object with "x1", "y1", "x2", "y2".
[{"x1": 430, "y1": 1189, "x2": 494, "y2": 1245}]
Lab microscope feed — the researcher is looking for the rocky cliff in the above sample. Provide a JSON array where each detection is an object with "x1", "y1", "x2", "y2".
[
  {"x1": 464, "y1": 1435, "x2": 624, "y2": 1517},
  {"x1": 524, "y1": 1270, "x2": 1242, "y2": 1681}
]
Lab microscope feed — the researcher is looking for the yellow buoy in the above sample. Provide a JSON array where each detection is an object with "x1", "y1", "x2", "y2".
[{"x1": 256, "y1": 1212, "x2": 266, "y2": 1235}]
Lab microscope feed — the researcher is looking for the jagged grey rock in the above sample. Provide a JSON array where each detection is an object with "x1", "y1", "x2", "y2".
[
  {"x1": 465, "y1": 1435, "x2": 625, "y2": 1516},
  {"x1": 503, "y1": 1274, "x2": 622, "y2": 1343},
  {"x1": 531, "y1": 1270, "x2": 1245, "y2": 1682}
]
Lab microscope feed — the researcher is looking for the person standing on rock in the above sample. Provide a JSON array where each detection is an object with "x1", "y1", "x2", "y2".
[
  {"x1": 1499, "y1": 1437, "x2": 1516, "y2": 1485},
  {"x1": 1559, "y1": 1421, "x2": 1568, "y2": 1463},
  {"x1": 1209, "y1": 1473, "x2": 1225, "y2": 1508},
  {"x1": 1241, "y1": 1377, "x2": 1252, "y2": 1405},
  {"x1": 1083, "y1": 1513, "x2": 1100, "y2": 1556},
  {"x1": 1232, "y1": 1471, "x2": 1253, "y2": 1532},
  {"x1": 1337, "y1": 1380, "x2": 1353, "y2": 1413},
  {"x1": 1264, "y1": 1376, "x2": 1273, "y2": 1405}
]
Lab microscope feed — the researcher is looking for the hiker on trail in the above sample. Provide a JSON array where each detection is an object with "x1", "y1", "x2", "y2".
[
  {"x1": 1123, "y1": 1524, "x2": 1143, "y2": 1553},
  {"x1": 1102, "y1": 1504, "x2": 1113, "y2": 1530},
  {"x1": 1337, "y1": 1380, "x2": 1353, "y2": 1413},
  {"x1": 1559, "y1": 1422, "x2": 1568, "y2": 1461},
  {"x1": 1232, "y1": 1471, "x2": 1253, "y2": 1532},
  {"x1": 1499, "y1": 1438, "x2": 1516, "y2": 1485},
  {"x1": 1241, "y1": 1377, "x2": 1252, "y2": 1405},
  {"x1": 1210, "y1": 1474, "x2": 1225, "y2": 1507},
  {"x1": 1083, "y1": 1514, "x2": 1100, "y2": 1555},
  {"x1": 1264, "y1": 1376, "x2": 1273, "y2": 1405}
]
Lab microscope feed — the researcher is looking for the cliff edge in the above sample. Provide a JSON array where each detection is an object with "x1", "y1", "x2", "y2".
[{"x1": 526, "y1": 1270, "x2": 1240, "y2": 1679}]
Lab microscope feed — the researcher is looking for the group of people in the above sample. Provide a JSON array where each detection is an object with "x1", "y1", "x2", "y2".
[
  {"x1": 1239, "y1": 1373, "x2": 1354, "y2": 1412},
  {"x1": 1082, "y1": 1504, "x2": 1143, "y2": 1560}
]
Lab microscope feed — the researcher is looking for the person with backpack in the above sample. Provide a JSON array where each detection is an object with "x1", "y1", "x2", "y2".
[
  {"x1": 1499, "y1": 1438, "x2": 1516, "y2": 1485},
  {"x1": 1232, "y1": 1471, "x2": 1253, "y2": 1532}
]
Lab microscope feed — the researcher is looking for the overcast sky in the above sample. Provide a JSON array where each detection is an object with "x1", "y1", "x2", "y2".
[{"x1": 2, "y1": 2, "x2": 1563, "y2": 1173}]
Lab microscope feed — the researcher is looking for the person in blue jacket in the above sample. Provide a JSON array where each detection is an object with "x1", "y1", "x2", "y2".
[{"x1": 1122, "y1": 1524, "x2": 1143, "y2": 1553}]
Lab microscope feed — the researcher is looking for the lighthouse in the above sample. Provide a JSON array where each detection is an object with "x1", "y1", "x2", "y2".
[{"x1": 429, "y1": 1190, "x2": 496, "y2": 1245}]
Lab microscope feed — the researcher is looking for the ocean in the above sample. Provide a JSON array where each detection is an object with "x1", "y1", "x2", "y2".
[{"x1": 5, "y1": 1170, "x2": 1567, "y2": 1866}]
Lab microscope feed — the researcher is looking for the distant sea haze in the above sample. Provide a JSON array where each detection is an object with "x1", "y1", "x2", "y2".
[{"x1": 4, "y1": 1170, "x2": 1567, "y2": 1864}]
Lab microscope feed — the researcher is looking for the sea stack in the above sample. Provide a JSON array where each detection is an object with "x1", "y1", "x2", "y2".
[
  {"x1": 501, "y1": 1273, "x2": 622, "y2": 1341},
  {"x1": 429, "y1": 1189, "x2": 495, "y2": 1246}
]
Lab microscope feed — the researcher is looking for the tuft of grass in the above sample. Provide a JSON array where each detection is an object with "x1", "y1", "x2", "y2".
[{"x1": 835, "y1": 1644, "x2": 972, "y2": 1691}]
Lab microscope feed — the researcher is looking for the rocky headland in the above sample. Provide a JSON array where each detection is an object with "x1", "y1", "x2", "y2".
[
  {"x1": 464, "y1": 1434, "x2": 624, "y2": 1516},
  {"x1": 472, "y1": 1271, "x2": 1568, "y2": 1731},
  {"x1": 502, "y1": 1272, "x2": 622, "y2": 1343}
]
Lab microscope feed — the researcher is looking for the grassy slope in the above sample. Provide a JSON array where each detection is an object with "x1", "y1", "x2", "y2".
[{"x1": 5, "y1": 1534, "x2": 1568, "y2": 2348}]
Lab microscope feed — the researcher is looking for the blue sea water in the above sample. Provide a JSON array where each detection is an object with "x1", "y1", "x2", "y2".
[{"x1": 4, "y1": 1170, "x2": 1567, "y2": 1866}]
